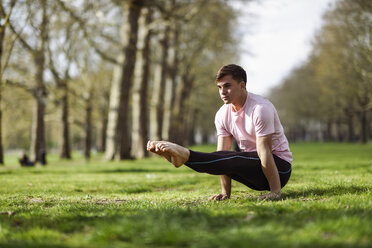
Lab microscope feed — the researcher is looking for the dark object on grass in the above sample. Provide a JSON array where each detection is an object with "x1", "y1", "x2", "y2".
[{"x1": 19, "y1": 153, "x2": 34, "y2": 166}]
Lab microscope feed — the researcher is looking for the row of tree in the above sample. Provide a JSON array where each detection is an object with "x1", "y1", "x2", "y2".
[
  {"x1": 0, "y1": 0, "x2": 244, "y2": 164},
  {"x1": 270, "y1": 0, "x2": 372, "y2": 143}
]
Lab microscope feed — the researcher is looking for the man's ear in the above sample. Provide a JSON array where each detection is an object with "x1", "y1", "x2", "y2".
[{"x1": 240, "y1": 81, "x2": 245, "y2": 89}]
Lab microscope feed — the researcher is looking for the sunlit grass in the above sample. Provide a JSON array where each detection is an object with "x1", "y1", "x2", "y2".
[{"x1": 0, "y1": 143, "x2": 371, "y2": 247}]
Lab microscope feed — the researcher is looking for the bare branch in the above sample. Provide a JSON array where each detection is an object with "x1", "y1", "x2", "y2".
[
  {"x1": 0, "y1": 0, "x2": 17, "y2": 26},
  {"x1": 46, "y1": 44, "x2": 62, "y2": 86},
  {"x1": 0, "y1": 0, "x2": 17, "y2": 75},
  {"x1": 101, "y1": 33, "x2": 121, "y2": 46},
  {"x1": 1, "y1": 32, "x2": 17, "y2": 74},
  {"x1": 71, "y1": 118, "x2": 84, "y2": 128},
  {"x1": 6, "y1": 1, "x2": 34, "y2": 53},
  {"x1": 5, "y1": 79, "x2": 35, "y2": 94},
  {"x1": 150, "y1": 0, "x2": 208, "y2": 23},
  {"x1": 56, "y1": 0, "x2": 119, "y2": 65},
  {"x1": 47, "y1": 39, "x2": 73, "y2": 86}
]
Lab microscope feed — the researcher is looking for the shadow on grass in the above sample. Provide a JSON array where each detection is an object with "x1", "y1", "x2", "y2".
[
  {"x1": 93, "y1": 168, "x2": 171, "y2": 174},
  {"x1": 283, "y1": 185, "x2": 371, "y2": 199},
  {"x1": 0, "y1": 170, "x2": 13, "y2": 175},
  {"x1": 0, "y1": 243, "x2": 69, "y2": 248},
  {"x1": 1, "y1": 204, "x2": 370, "y2": 248},
  {"x1": 0, "y1": 168, "x2": 173, "y2": 176}
]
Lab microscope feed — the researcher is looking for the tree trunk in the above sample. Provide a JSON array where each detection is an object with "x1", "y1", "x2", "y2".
[
  {"x1": 99, "y1": 113, "x2": 108, "y2": 153},
  {"x1": 138, "y1": 11, "x2": 151, "y2": 158},
  {"x1": 104, "y1": 57, "x2": 122, "y2": 160},
  {"x1": 98, "y1": 89, "x2": 110, "y2": 153},
  {"x1": 30, "y1": 89, "x2": 47, "y2": 164},
  {"x1": 202, "y1": 131, "x2": 209, "y2": 144},
  {"x1": 30, "y1": 0, "x2": 48, "y2": 165},
  {"x1": 117, "y1": 0, "x2": 142, "y2": 160},
  {"x1": 187, "y1": 109, "x2": 198, "y2": 146},
  {"x1": 162, "y1": 27, "x2": 178, "y2": 141},
  {"x1": 131, "y1": 8, "x2": 152, "y2": 159},
  {"x1": 170, "y1": 28, "x2": 179, "y2": 108},
  {"x1": 105, "y1": 0, "x2": 143, "y2": 160},
  {"x1": 0, "y1": 0, "x2": 16, "y2": 165},
  {"x1": 150, "y1": 24, "x2": 169, "y2": 140},
  {"x1": 336, "y1": 119, "x2": 343, "y2": 142},
  {"x1": 84, "y1": 92, "x2": 92, "y2": 160},
  {"x1": 171, "y1": 70, "x2": 194, "y2": 146},
  {"x1": 360, "y1": 110, "x2": 368, "y2": 143},
  {"x1": 0, "y1": 83, "x2": 3, "y2": 165},
  {"x1": 30, "y1": 53, "x2": 47, "y2": 164},
  {"x1": 325, "y1": 120, "x2": 332, "y2": 142},
  {"x1": 60, "y1": 84, "x2": 71, "y2": 159},
  {"x1": 0, "y1": 23, "x2": 5, "y2": 165},
  {"x1": 369, "y1": 109, "x2": 372, "y2": 141},
  {"x1": 161, "y1": 65, "x2": 173, "y2": 140},
  {"x1": 347, "y1": 114, "x2": 354, "y2": 142}
]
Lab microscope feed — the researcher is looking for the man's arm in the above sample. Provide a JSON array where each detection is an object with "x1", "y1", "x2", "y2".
[
  {"x1": 256, "y1": 134, "x2": 281, "y2": 199},
  {"x1": 209, "y1": 136, "x2": 232, "y2": 201}
]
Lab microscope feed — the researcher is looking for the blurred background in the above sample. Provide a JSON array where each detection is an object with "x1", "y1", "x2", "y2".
[{"x1": 0, "y1": 0, "x2": 370, "y2": 165}]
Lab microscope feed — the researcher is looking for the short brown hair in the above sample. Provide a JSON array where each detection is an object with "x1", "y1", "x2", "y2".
[{"x1": 216, "y1": 64, "x2": 247, "y2": 85}]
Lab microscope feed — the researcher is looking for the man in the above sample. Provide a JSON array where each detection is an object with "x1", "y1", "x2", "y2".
[{"x1": 147, "y1": 64, "x2": 292, "y2": 200}]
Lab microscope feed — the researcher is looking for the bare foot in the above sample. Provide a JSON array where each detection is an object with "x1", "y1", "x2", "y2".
[
  {"x1": 147, "y1": 140, "x2": 190, "y2": 167},
  {"x1": 146, "y1": 141, "x2": 172, "y2": 162}
]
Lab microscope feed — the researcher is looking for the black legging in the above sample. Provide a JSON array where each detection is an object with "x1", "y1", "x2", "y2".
[{"x1": 184, "y1": 150, "x2": 292, "y2": 191}]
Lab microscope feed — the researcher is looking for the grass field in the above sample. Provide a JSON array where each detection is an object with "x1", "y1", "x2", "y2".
[{"x1": 0, "y1": 143, "x2": 371, "y2": 248}]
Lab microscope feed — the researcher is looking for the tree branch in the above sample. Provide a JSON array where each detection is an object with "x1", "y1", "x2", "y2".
[
  {"x1": 5, "y1": 79, "x2": 35, "y2": 94},
  {"x1": 1, "y1": 33, "x2": 17, "y2": 74},
  {"x1": 0, "y1": 0, "x2": 17, "y2": 26},
  {"x1": 56, "y1": 0, "x2": 119, "y2": 65},
  {"x1": 46, "y1": 44, "x2": 63, "y2": 86},
  {"x1": 7, "y1": 13, "x2": 34, "y2": 53},
  {"x1": 0, "y1": 0, "x2": 17, "y2": 75},
  {"x1": 150, "y1": 0, "x2": 207, "y2": 23}
]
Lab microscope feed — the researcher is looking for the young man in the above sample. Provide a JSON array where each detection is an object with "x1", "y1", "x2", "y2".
[{"x1": 147, "y1": 64, "x2": 292, "y2": 200}]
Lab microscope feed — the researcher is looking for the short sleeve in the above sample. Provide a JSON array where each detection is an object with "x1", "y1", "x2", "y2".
[
  {"x1": 215, "y1": 108, "x2": 231, "y2": 137},
  {"x1": 253, "y1": 104, "x2": 275, "y2": 137}
]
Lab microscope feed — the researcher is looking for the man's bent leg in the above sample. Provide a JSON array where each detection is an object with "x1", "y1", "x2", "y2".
[{"x1": 185, "y1": 150, "x2": 291, "y2": 191}]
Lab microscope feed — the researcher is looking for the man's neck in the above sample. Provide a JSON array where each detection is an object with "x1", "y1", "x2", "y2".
[{"x1": 232, "y1": 91, "x2": 248, "y2": 112}]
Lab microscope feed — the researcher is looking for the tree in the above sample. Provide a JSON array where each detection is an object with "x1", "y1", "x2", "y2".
[
  {"x1": 8, "y1": 0, "x2": 49, "y2": 164},
  {"x1": 169, "y1": 0, "x2": 240, "y2": 145},
  {"x1": 105, "y1": 0, "x2": 144, "y2": 160},
  {"x1": 0, "y1": 0, "x2": 246, "y2": 158},
  {"x1": 131, "y1": 7, "x2": 152, "y2": 158},
  {"x1": 272, "y1": 0, "x2": 372, "y2": 143},
  {"x1": 312, "y1": 0, "x2": 372, "y2": 142},
  {"x1": 47, "y1": 16, "x2": 77, "y2": 159},
  {"x1": 0, "y1": 0, "x2": 16, "y2": 164}
]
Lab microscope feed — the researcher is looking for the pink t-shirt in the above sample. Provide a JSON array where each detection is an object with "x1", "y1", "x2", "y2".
[{"x1": 215, "y1": 92, "x2": 293, "y2": 163}]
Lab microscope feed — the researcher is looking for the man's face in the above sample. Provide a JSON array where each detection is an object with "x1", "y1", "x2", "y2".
[{"x1": 216, "y1": 75, "x2": 245, "y2": 105}]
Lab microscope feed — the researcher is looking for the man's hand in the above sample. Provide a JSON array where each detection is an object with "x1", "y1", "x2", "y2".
[
  {"x1": 209, "y1": 193, "x2": 230, "y2": 201},
  {"x1": 259, "y1": 191, "x2": 281, "y2": 200}
]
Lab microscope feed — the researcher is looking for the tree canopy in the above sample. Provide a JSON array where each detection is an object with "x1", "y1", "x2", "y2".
[
  {"x1": 270, "y1": 0, "x2": 372, "y2": 143},
  {"x1": 0, "y1": 0, "x2": 248, "y2": 164}
]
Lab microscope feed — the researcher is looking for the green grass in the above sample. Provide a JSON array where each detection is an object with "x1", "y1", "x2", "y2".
[{"x1": 0, "y1": 143, "x2": 371, "y2": 248}]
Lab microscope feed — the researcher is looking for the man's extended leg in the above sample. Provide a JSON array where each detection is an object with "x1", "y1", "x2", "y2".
[{"x1": 147, "y1": 140, "x2": 291, "y2": 191}]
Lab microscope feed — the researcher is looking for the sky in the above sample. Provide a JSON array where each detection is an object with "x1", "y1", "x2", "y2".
[{"x1": 233, "y1": 0, "x2": 336, "y2": 95}]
